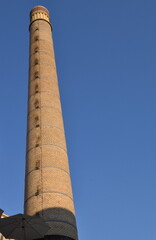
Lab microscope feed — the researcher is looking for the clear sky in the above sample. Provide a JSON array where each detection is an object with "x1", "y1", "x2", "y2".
[{"x1": 0, "y1": 0, "x2": 156, "y2": 239}]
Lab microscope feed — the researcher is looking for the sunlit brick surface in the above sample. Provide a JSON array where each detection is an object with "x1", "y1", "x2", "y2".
[{"x1": 24, "y1": 6, "x2": 78, "y2": 240}]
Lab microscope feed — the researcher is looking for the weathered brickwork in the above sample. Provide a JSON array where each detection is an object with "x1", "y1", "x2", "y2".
[{"x1": 24, "y1": 6, "x2": 78, "y2": 240}]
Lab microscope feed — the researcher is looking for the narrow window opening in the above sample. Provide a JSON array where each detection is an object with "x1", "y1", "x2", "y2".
[
  {"x1": 34, "y1": 47, "x2": 39, "y2": 53},
  {"x1": 36, "y1": 160, "x2": 40, "y2": 170},
  {"x1": 36, "y1": 212, "x2": 40, "y2": 217},
  {"x1": 35, "y1": 135, "x2": 40, "y2": 147},
  {"x1": 35, "y1": 188, "x2": 40, "y2": 196},
  {"x1": 34, "y1": 59, "x2": 39, "y2": 65},
  {"x1": 34, "y1": 71, "x2": 39, "y2": 79},
  {"x1": 34, "y1": 115, "x2": 39, "y2": 123},
  {"x1": 35, "y1": 84, "x2": 39, "y2": 94},
  {"x1": 34, "y1": 36, "x2": 39, "y2": 41},
  {"x1": 34, "y1": 99, "x2": 39, "y2": 109},
  {"x1": 34, "y1": 27, "x2": 39, "y2": 32}
]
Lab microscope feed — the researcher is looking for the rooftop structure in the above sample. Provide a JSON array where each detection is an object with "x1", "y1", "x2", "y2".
[{"x1": 0, "y1": 213, "x2": 14, "y2": 240}]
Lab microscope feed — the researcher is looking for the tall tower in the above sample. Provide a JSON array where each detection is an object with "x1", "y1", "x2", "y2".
[{"x1": 24, "y1": 6, "x2": 78, "y2": 240}]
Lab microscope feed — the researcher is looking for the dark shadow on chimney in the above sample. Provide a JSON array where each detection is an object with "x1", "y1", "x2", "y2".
[{"x1": 34, "y1": 207, "x2": 78, "y2": 240}]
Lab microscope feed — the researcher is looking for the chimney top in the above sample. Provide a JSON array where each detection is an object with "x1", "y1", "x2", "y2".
[{"x1": 30, "y1": 6, "x2": 50, "y2": 24}]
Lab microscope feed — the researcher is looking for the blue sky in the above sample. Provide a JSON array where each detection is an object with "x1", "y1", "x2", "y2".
[{"x1": 0, "y1": 0, "x2": 156, "y2": 239}]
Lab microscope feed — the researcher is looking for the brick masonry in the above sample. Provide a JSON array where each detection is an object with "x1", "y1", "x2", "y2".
[{"x1": 24, "y1": 6, "x2": 78, "y2": 240}]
